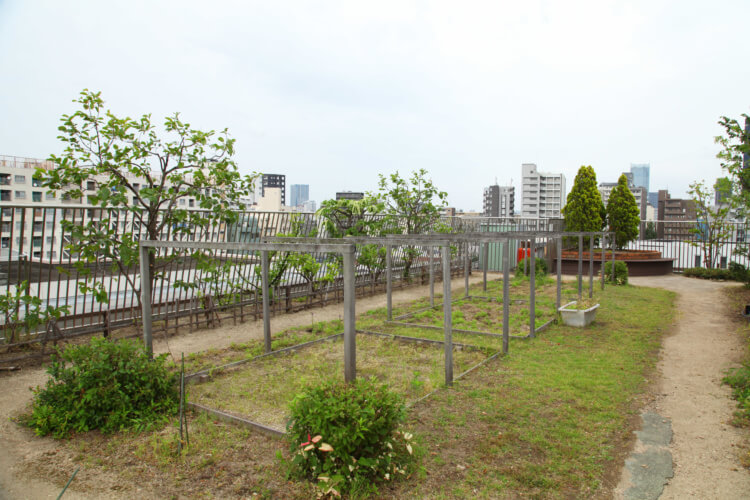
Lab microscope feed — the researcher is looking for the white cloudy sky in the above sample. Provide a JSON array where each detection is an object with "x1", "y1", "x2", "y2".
[{"x1": 1, "y1": 0, "x2": 748, "y2": 211}]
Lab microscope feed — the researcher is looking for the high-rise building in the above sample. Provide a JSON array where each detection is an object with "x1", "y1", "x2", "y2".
[
  {"x1": 630, "y1": 163, "x2": 650, "y2": 192},
  {"x1": 483, "y1": 184, "x2": 514, "y2": 217},
  {"x1": 261, "y1": 174, "x2": 286, "y2": 205},
  {"x1": 290, "y1": 184, "x2": 309, "y2": 207},
  {"x1": 336, "y1": 191, "x2": 364, "y2": 201},
  {"x1": 657, "y1": 189, "x2": 697, "y2": 239},
  {"x1": 521, "y1": 163, "x2": 565, "y2": 218}
]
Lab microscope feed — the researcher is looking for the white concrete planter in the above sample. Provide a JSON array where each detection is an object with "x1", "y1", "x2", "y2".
[{"x1": 558, "y1": 301, "x2": 600, "y2": 327}]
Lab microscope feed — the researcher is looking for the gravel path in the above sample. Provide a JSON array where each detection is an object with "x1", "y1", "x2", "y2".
[{"x1": 616, "y1": 275, "x2": 750, "y2": 499}]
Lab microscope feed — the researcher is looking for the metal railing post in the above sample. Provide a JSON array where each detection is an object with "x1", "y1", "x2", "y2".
[
  {"x1": 442, "y1": 243, "x2": 453, "y2": 385},
  {"x1": 386, "y1": 245, "x2": 393, "y2": 321},
  {"x1": 429, "y1": 245, "x2": 435, "y2": 307},
  {"x1": 556, "y1": 236, "x2": 562, "y2": 310},
  {"x1": 344, "y1": 247, "x2": 356, "y2": 383},
  {"x1": 589, "y1": 234, "x2": 594, "y2": 298},
  {"x1": 503, "y1": 239, "x2": 510, "y2": 354},
  {"x1": 529, "y1": 236, "x2": 536, "y2": 338},
  {"x1": 578, "y1": 234, "x2": 583, "y2": 300},
  {"x1": 261, "y1": 250, "x2": 271, "y2": 353},
  {"x1": 139, "y1": 243, "x2": 153, "y2": 357}
]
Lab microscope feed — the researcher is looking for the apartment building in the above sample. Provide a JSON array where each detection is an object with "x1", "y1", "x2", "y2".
[
  {"x1": 261, "y1": 174, "x2": 286, "y2": 205},
  {"x1": 0, "y1": 155, "x2": 232, "y2": 263},
  {"x1": 482, "y1": 184, "x2": 515, "y2": 217},
  {"x1": 656, "y1": 189, "x2": 697, "y2": 240},
  {"x1": 521, "y1": 163, "x2": 566, "y2": 218}
]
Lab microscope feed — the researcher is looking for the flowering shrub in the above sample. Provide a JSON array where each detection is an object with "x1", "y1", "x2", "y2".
[{"x1": 285, "y1": 378, "x2": 417, "y2": 497}]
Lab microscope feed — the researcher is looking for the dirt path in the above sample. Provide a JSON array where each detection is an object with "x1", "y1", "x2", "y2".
[
  {"x1": 0, "y1": 275, "x2": 485, "y2": 499},
  {"x1": 616, "y1": 275, "x2": 750, "y2": 499}
]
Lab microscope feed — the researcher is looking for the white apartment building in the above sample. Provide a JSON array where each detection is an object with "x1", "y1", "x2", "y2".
[
  {"x1": 521, "y1": 163, "x2": 566, "y2": 218},
  {"x1": 0, "y1": 155, "x2": 235, "y2": 263}
]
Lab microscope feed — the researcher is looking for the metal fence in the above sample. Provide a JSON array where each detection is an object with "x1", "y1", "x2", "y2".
[{"x1": 1, "y1": 205, "x2": 747, "y2": 347}]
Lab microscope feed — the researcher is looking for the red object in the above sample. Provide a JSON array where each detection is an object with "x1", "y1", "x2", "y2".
[{"x1": 517, "y1": 248, "x2": 531, "y2": 263}]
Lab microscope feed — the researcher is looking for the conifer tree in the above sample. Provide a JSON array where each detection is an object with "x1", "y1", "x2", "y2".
[
  {"x1": 606, "y1": 174, "x2": 640, "y2": 249},
  {"x1": 562, "y1": 165, "x2": 606, "y2": 237}
]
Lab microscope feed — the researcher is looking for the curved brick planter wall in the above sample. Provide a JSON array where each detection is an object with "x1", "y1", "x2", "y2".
[{"x1": 555, "y1": 250, "x2": 674, "y2": 276}]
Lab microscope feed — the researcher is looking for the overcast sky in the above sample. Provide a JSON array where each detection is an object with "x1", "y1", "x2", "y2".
[{"x1": 1, "y1": 0, "x2": 748, "y2": 211}]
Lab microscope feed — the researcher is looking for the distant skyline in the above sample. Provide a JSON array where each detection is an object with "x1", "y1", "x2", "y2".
[{"x1": 1, "y1": 1, "x2": 748, "y2": 211}]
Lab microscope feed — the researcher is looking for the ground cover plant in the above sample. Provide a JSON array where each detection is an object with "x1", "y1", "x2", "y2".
[{"x1": 19, "y1": 278, "x2": 676, "y2": 499}]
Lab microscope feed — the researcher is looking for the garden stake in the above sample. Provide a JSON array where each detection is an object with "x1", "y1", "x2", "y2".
[{"x1": 56, "y1": 467, "x2": 79, "y2": 500}]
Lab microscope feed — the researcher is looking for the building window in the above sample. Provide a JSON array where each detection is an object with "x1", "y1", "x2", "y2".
[
  {"x1": 189, "y1": 199, "x2": 195, "y2": 208},
  {"x1": 46, "y1": 191, "x2": 55, "y2": 200},
  {"x1": 32, "y1": 192, "x2": 42, "y2": 202},
  {"x1": 33, "y1": 221, "x2": 43, "y2": 232},
  {"x1": 1, "y1": 237, "x2": 9, "y2": 248},
  {"x1": 14, "y1": 175, "x2": 25, "y2": 184},
  {"x1": 0, "y1": 190, "x2": 11, "y2": 202},
  {"x1": 32, "y1": 178, "x2": 42, "y2": 187},
  {"x1": 87, "y1": 181, "x2": 96, "y2": 190},
  {"x1": 32, "y1": 236, "x2": 42, "y2": 248},
  {"x1": 14, "y1": 191, "x2": 25, "y2": 200}
]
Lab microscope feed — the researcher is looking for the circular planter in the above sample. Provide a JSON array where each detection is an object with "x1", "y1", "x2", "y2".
[{"x1": 555, "y1": 249, "x2": 674, "y2": 276}]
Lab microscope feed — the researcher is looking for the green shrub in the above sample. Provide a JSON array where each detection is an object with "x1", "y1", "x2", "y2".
[
  {"x1": 515, "y1": 257, "x2": 548, "y2": 277},
  {"x1": 682, "y1": 266, "x2": 745, "y2": 281},
  {"x1": 285, "y1": 378, "x2": 416, "y2": 497},
  {"x1": 29, "y1": 337, "x2": 179, "y2": 438},
  {"x1": 729, "y1": 262, "x2": 750, "y2": 283},
  {"x1": 603, "y1": 261, "x2": 628, "y2": 285},
  {"x1": 723, "y1": 364, "x2": 750, "y2": 423}
]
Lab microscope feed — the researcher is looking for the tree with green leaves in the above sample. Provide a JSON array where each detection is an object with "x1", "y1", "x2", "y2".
[
  {"x1": 606, "y1": 174, "x2": 641, "y2": 249},
  {"x1": 376, "y1": 169, "x2": 448, "y2": 277},
  {"x1": 316, "y1": 196, "x2": 385, "y2": 238},
  {"x1": 562, "y1": 166, "x2": 605, "y2": 246},
  {"x1": 688, "y1": 180, "x2": 736, "y2": 268},
  {"x1": 37, "y1": 90, "x2": 257, "y2": 307},
  {"x1": 716, "y1": 114, "x2": 750, "y2": 200}
]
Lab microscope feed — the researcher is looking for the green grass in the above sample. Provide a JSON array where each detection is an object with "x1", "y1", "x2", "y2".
[
  {"x1": 189, "y1": 335, "x2": 489, "y2": 429},
  {"x1": 384, "y1": 283, "x2": 674, "y2": 498},
  {"x1": 37, "y1": 278, "x2": 675, "y2": 499}
]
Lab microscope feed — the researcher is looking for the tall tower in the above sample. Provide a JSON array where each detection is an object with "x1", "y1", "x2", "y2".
[{"x1": 630, "y1": 163, "x2": 650, "y2": 192}]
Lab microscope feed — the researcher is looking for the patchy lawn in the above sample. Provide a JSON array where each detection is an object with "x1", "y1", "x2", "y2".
[{"x1": 19, "y1": 278, "x2": 675, "y2": 499}]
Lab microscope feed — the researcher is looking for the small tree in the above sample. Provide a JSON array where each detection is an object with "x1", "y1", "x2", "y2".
[
  {"x1": 688, "y1": 180, "x2": 735, "y2": 268},
  {"x1": 606, "y1": 174, "x2": 641, "y2": 249},
  {"x1": 316, "y1": 196, "x2": 385, "y2": 238},
  {"x1": 376, "y1": 169, "x2": 448, "y2": 277},
  {"x1": 37, "y1": 90, "x2": 256, "y2": 308},
  {"x1": 716, "y1": 114, "x2": 750, "y2": 200},
  {"x1": 562, "y1": 166, "x2": 605, "y2": 247},
  {"x1": 643, "y1": 221, "x2": 657, "y2": 240}
]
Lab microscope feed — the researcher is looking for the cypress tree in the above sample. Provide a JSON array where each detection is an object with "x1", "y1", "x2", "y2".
[
  {"x1": 606, "y1": 174, "x2": 640, "y2": 249},
  {"x1": 562, "y1": 165, "x2": 606, "y2": 236}
]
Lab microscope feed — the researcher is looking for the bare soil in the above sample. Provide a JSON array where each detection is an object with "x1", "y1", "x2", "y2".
[
  {"x1": 614, "y1": 275, "x2": 750, "y2": 499},
  {"x1": 0, "y1": 275, "x2": 485, "y2": 499}
]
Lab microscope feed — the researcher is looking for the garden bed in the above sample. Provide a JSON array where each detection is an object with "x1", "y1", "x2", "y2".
[{"x1": 188, "y1": 334, "x2": 492, "y2": 431}]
